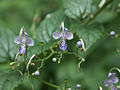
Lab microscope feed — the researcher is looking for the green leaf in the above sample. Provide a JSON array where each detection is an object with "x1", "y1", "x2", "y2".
[
  {"x1": 27, "y1": 40, "x2": 41, "y2": 58},
  {"x1": 93, "y1": 10, "x2": 116, "y2": 23},
  {"x1": 0, "y1": 64, "x2": 21, "y2": 90},
  {"x1": 0, "y1": 29, "x2": 15, "y2": 62},
  {"x1": 64, "y1": 0, "x2": 96, "y2": 19},
  {"x1": 56, "y1": 59, "x2": 106, "y2": 90},
  {"x1": 71, "y1": 23, "x2": 104, "y2": 50},
  {"x1": 105, "y1": 16, "x2": 120, "y2": 32},
  {"x1": 92, "y1": 0, "x2": 101, "y2": 6},
  {"x1": 36, "y1": 10, "x2": 66, "y2": 51}
]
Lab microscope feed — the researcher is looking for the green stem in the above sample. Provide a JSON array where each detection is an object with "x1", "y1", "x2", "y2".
[
  {"x1": 64, "y1": 51, "x2": 84, "y2": 60},
  {"x1": 24, "y1": 54, "x2": 26, "y2": 61},
  {"x1": 37, "y1": 48, "x2": 55, "y2": 70},
  {"x1": 24, "y1": 45, "x2": 27, "y2": 61},
  {"x1": 64, "y1": 79, "x2": 68, "y2": 90},
  {"x1": 84, "y1": 0, "x2": 114, "y2": 25},
  {"x1": 36, "y1": 78, "x2": 61, "y2": 89}
]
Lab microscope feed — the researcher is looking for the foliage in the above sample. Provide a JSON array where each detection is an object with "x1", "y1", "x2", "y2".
[{"x1": 0, "y1": 0, "x2": 120, "y2": 90}]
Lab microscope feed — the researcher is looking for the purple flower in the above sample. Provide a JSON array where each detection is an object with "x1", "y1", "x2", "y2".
[
  {"x1": 19, "y1": 45, "x2": 26, "y2": 55},
  {"x1": 53, "y1": 22, "x2": 73, "y2": 50},
  {"x1": 110, "y1": 31, "x2": 115, "y2": 36},
  {"x1": 77, "y1": 39, "x2": 86, "y2": 52},
  {"x1": 104, "y1": 73, "x2": 119, "y2": 90},
  {"x1": 14, "y1": 27, "x2": 34, "y2": 54},
  {"x1": 59, "y1": 38, "x2": 67, "y2": 50},
  {"x1": 35, "y1": 71, "x2": 39, "y2": 76},
  {"x1": 76, "y1": 84, "x2": 81, "y2": 89},
  {"x1": 77, "y1": 41, "x2": 82, "y2": 48}
]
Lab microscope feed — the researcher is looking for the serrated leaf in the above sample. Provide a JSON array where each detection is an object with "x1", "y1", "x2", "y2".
[
  {"x1": 0, "y1": 66, "x2": 21, "y2": 90},
  {"x1": 64, "y1": 0, "x2": 96, "y2": 19},
  {"x1": 71, "y1": 23, "x2": 104, "y2": 50},
  {"x1": 0, "y1": 29, "x2": 15, "y2": 62},
  {"x1": 36, "y1": 10, "x2": 66, "y2": 51}
]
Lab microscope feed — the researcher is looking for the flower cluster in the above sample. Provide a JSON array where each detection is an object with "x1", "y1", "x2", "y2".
[
  {"x1": 14, "y1": 27, "x2": 34, "y2": 55},
  {"x1": 53, "y1": 22, "x2": 73, "y2": 50},
  {"x1": 104, "y1": 73, "x2": 119, "y2": 90}
]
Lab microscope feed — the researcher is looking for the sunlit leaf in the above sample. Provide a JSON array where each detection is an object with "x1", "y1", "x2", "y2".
[
  {"x1": 0, "y1": 29, "x2": 15, "y2": 62},
  {"x1": 0, "y1": 64, "x2": 21, "y2": 90},
  {"x1": 64, "y1": 0, "x2": 96, "y2": 19},
  {"x1": 70, "y1": 23, "x2": 104, "y2": 50}
]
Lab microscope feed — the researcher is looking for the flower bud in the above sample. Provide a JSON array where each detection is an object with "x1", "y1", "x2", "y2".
[
  {"x1": 77, "y1": 41, "x2": 82, "y2": 48},
  {"x1": 35, "y1": 71, "x2": 39, "y2": 76},
  {"x1": 41, "y1": 42, "x2": 44, "y2": 46},
  {"x1": 52, "y1": 58, "x2": 57, "y2": 62},
  {"x1": 76, "y1": 84, "x2": 81, "y2": 89},
  {"x1": 110, "y1": 31, "x2": 115, "y2": 36}
]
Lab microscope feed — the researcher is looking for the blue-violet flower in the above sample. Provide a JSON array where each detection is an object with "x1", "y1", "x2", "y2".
[
  {"x1": 53, "y1": 22, "x2": 73, "y2": 50},
  {"x1": 104, "y1": 73, "x2": 119, "y2": 90},
  {"x1": 14, "y1": 27, "x2": 34, "y2": 55}
]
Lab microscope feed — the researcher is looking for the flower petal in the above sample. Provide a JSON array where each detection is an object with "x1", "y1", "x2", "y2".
[
  {"x1": 25, "y1": 32, "x2": 29, "y2": 38},
  {"x1": 59, "y1": 40, "x2": 67, "y2": 50},
  {"x1": 112, "y1": 77, "x2": 119, "y2": 84},
  {"x1": 14, "y1": 36, "x2": 21, "y2": 44},
  {"x1": 108, "y1": 73, "x2": 116, "y2": 77},
  {"x1": 111, "y1": 84, "x2": 117, "y2": 90},
  {"x1": 19, "y1": 45, "x2": 26, "y2": 54},
  {"x1": 59, "y1": 25, "x2": 63, "y2": 32},
  {"x1": 64, "y1": 28, "x2": 68, "y2": 32},
  {"x1": 20, "y1": 28, "x2": 25, "y2": 36},
  {"x1": 104, "y1": 79, "x2": 109, "y2": 87},
  {"x1": 20, "y1": 37, "x2": 26, "y2": 44},
  {"x1": 26, "y1": 38, "x2": 34, "y2": 46},
  {"x1": 53, "y1": 32, "x2": 61, "y2": 39},
  {"x1": 65, "y1": 32, "x2": 73, "y2": 40}
]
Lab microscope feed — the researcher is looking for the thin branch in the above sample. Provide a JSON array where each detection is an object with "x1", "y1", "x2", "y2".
[
  {"x1": 84, "y1": 0, "x2": 114, "y2": 25},
  {"x1": 36, "y1": 78, "x2": 61, "y2": 89}
]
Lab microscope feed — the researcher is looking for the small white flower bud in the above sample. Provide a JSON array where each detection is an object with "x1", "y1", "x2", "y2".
[
  {"x1": 52, "y1": 58, "x2": 57, "y2": 62},
  {"x1": 110, "y1": 31, "x2": 115, "y2": 36},
  {"x1": 46, "y1": 13, "x2": 51, "y2": 18}
]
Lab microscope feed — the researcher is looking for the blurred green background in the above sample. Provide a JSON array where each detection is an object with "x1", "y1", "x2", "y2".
[{"x1": 0, "y1": 0, "x2": 120, "y2": 90}]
